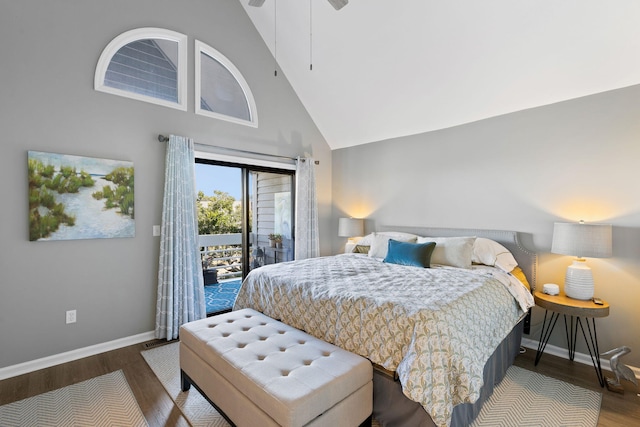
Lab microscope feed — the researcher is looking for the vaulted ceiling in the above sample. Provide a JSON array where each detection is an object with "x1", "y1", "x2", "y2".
[{"x1": 239, "y1": 0, "x2": 640, "y2": 150}]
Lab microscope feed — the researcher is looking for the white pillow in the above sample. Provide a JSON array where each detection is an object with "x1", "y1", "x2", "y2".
[
  {"x1": 415, "y1": 236, "x2": 476, "y2": 269},
  {"x1": 355, "y1": 231, "x2": 419, "y2": 247},
  {"x1": 472, "y1": 237, "x2": 518, "y2": 272},
  {"x1": 368, "y1": 232, "x2": 418, "y2": 259}
]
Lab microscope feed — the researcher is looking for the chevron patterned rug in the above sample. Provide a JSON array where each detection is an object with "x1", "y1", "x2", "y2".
[
  {"x1": 471, "y1": 365, "x2": 601, "y2": 426},
  {"x1": 142, "y1": 342, "x2": 229, "y2": 427},
  {"x1": 142, "y1": 342, "x2": 382, "y2": 427},
  {"x1": 143, "y1": 342, "x2": 601, "y2": 427},
  {"x1": 0, "y1": 370, "x2": 147, "y2": 426}
]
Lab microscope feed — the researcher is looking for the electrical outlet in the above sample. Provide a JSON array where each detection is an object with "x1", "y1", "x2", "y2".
[
  {"x1": 153, "y1": 225, "x2": 160, "y2": 236},
  {"x1": 66, "y1": 310, "x2": 76, "y2": 324}
]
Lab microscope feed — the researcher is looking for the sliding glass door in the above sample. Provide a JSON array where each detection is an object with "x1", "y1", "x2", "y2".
[{"x1": 195, "y1": 159, "x2": 294, "y2": 314}]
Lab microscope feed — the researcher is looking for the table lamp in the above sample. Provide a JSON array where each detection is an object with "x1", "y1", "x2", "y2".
[
  {"x1": 551, "y1": 220, "x2": 612, "y2": 300},
  {"x1": 338, "y1": 217, "x2": 363, "y2": 242}
]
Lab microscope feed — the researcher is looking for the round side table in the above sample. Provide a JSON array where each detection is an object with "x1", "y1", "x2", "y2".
[{"x1": 533, "y1": 291, "x2": 609, "y2": 387}]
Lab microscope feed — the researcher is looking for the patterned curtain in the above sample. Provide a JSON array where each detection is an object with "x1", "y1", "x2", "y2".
[
  {"x1": 155, "y1": 135, "x2": 206, "y2": 340},
  {"x1": 294, "y1": 157, "x2": 319, "y2": 260}
]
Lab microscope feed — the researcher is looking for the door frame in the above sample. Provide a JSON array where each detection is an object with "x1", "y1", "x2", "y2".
[{"x1": 195, "y1": 156, "x2": 295, "y2": 279}]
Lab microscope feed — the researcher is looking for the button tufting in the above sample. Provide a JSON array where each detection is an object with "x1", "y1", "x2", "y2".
[{"x1": 181, "y1": 308, "x2": 373, "y2": 425}]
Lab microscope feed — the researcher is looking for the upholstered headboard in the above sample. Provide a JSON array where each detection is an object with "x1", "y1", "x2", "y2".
[{"x1": 377, "y1": 225, "x2": 538, "y2": 291}]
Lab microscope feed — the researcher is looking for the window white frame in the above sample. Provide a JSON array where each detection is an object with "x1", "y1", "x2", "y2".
[
  {"x1": 94, "y1": 28, "x2": 187, "y2": 111},
  {"x1": 195, "y1": 40, "x2": 258, "y2": 128},
  {"x1": 195, "y1": 150, "x2": 295, "y2": 171}
]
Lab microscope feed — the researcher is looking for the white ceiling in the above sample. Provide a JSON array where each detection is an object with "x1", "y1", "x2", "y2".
[{"x1": 239, "y1": 0, "x2": 640, "y2": 150}]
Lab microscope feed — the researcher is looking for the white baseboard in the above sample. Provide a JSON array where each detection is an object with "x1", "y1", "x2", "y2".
[
  {"x1": 521, "y1": 337, "x2": 640, "y2": 380},
  {"x1": 0, "y1": 331, "x2": 156, "y2": 381},
  {"x1": 3, "y1": 332, "x2": 638, "y2": 383}
]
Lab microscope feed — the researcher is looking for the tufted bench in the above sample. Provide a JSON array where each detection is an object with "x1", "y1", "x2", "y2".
[{"x1": 179, "y1": 308, "x2": 373, "y2": 427}]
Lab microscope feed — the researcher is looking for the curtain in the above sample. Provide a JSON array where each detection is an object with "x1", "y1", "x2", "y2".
[
  {"x1": 294, "y1": 157, "x2": 319, "y2": 260},
  {"x1": 155, "y1": 135, "x2": 206, "y2": 340}
]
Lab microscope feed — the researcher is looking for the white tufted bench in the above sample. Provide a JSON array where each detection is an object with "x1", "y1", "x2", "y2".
[{"x1": 179, "y1": 308, "x2": 373, "y2": 427}]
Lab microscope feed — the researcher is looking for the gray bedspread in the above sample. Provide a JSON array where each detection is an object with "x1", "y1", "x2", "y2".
[{"x1": 233, "y1": 254, "x2": 528, "y2": 427}]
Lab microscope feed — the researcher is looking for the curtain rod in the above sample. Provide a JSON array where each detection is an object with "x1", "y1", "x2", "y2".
[{"x1": 157, "y1": 134, "x2": 319, "y2": 165}]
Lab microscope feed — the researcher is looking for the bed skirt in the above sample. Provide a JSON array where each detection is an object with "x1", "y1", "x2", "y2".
[{"x1": 372, "y1": 319, "x2": 524, "y2": 426}]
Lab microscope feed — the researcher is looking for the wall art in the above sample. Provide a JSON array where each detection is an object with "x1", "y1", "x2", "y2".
[{"x1": 28, "y1": 151, "x2": 135, "y2": 241}]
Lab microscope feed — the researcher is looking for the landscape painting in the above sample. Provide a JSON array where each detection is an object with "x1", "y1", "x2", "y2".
[{"x1": 28, "y1": 151, "x2": 135, "y2": 241}]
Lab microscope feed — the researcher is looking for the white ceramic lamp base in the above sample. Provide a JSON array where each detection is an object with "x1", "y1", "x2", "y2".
[{"x1": 564, "y1": 260, "x2": 594, "y2": 300}]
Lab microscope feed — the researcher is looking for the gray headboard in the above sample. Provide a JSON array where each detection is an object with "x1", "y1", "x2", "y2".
[{"x1": 377, "y1": 225, "x2": 538, "y2": 291}]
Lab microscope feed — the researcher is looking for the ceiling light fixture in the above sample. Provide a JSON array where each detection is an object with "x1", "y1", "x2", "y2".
[
  {"x1": 248, "y1": 0, "x2": 348, "y2": 76},
  {"x1": 248, "y1": 0, "x2": 348, "y2": 11}
]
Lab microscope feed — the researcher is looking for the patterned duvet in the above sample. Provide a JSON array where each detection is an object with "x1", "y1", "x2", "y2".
[{"x1": 233, "y1": 254, "x2": 529, "y2": 427}]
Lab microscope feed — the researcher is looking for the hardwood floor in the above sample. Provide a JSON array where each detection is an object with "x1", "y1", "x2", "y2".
[
  {"x1": 0, "y1": 341, "x2": 189, "y2": 427},
  {"x1": 1, "y1": 341, "x2": 638, "y2": 426},
  {"x1": 514, "y1": 347, "x2": 640, "y2": 427}
]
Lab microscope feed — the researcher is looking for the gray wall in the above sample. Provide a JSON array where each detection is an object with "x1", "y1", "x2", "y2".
[
  {"x1": 0, "y1": 1, "x2": 331, "y2": 369},
  {"x1": 332, "y1": 85, "x2": 640, "y2": 368},
  {"x1": 3, "y1": 0, "x2": 638, "y2": 375}
]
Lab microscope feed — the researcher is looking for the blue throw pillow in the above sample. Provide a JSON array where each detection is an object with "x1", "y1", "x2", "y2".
[{"x1": 383, "y1": 239, "x2": 436, "y2": 268}]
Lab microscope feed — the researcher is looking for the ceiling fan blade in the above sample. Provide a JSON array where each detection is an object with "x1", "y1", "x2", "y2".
[
  {"x1": 249, "y1": 0, "x2": 347, "y2": 10},
  {"x1": 327, "y1": 0, "x2": 348, "y2": 10}
]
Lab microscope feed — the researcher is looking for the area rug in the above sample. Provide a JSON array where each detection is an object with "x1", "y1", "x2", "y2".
[
  {"x1": 143, "y1": 342, "x2": 600, "y2": 427},
  {"x1": 142, "y1": 342, "x2": 380, "y2": 427},
  {"x1": 0, "y1": 370, "x2": 147, "y2": 426},
  {"x1": 141, "y1": 342, "x2": 228, "y2": 427},
  {"x1": 471, "y1": 365, "x2": 601, "y2": 427},
  {"x1": 204, "y1": 279, "x2": 241, "y2": 314}
]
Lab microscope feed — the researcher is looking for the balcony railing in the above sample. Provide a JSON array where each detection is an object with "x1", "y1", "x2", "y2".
[
  {"x1": 199, "y1": 233, "x2": 243, "y2": 282},
  {"x1": 199, "y1": 232, "x2": 293, "y2": 285}
]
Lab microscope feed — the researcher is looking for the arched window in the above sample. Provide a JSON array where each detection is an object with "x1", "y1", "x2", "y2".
[
  {"x1": 95, "y1": 28, "x2": 187, "y2": 110},
  {"x1": 195, "y1": 40, "x2": 258, "y2": 127}
]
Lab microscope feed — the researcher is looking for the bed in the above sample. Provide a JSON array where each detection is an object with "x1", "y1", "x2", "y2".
[{"x1": 233, "y1": 226, "x2": 537, "y2": 427}]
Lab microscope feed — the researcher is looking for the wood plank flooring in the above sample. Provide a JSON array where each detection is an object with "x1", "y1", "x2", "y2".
[
  {"x1": 0, "y1": 341, "x2": 188, "y2": 427},
  {"x1": 1, "y1": 341, "x2": 638, "y2": 426},
  {"x1": 514, "y1": 347, "x2": 640, "y2": 427}
]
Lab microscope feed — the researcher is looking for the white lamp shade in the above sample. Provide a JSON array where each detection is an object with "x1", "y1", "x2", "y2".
[
  {"x1": 338, "y1": 217, "x2": 363, "y2": 237},
  {"x1": 551, "y1": 221, "x2": 612, "y2": 300},
  {"x1": 551, "y1": 222, "x2": 612, "y2": 258}
]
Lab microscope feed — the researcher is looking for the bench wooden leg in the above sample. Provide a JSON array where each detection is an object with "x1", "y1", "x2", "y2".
[
  {"x1": 179, "y1": 368, "x2": 237, "y2": 426},
  {"x1": 359, "y1": 414, "x2": 373, "y2": 427},
  {"x1": 180, "y1": 369, "x2": 191, "y2": 392}
]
